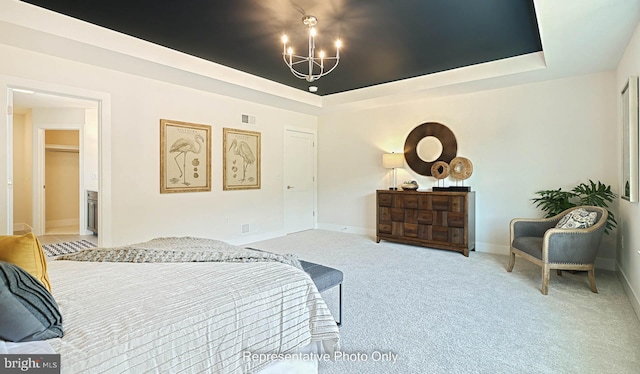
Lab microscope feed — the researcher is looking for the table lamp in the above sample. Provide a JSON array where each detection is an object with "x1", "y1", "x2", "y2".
[{"x1": 383, "y1": 152, "x2": 404, "y2": 190}]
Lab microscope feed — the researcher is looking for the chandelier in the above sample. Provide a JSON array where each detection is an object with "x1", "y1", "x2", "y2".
[{"x1": 281, "y1": 15, "x2": 342, "y2": 83}]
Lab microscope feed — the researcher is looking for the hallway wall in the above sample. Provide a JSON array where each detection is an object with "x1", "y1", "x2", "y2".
[
  {"x1": 12, "y1": 112, "x2": 33, "y2": 232},
  {"x1": 44, "y1": 130, "x2": 79, "y2": 232}
]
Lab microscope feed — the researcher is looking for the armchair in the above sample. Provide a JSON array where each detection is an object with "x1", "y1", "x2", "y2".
[{"x1": 507, "y1": 206, "x2": 607, "y2": 295}]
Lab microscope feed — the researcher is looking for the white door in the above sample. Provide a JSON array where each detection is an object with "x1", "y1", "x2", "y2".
[{"x1": 284, "y1": 129, "x2": 316, "y2": 233}]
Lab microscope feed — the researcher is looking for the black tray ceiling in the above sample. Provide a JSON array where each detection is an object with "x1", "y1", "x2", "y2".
[{"x1": 21, "y1": 0, "x2": 542, "y2": 96}]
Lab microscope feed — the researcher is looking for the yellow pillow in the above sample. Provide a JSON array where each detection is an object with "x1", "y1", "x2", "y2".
[{"x1": 0, "y1": 233, "x2": 51, "y2": 292}]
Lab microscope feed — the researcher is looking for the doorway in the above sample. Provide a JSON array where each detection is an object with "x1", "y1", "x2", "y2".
[
  {"x1": 283, "y1": 128, "x2": 317, "y2": 234},
  {"x1": 43, "y1": 130, "x2": 80, "y2": 234},
  {"x1": 11, "y1": 89, "x2": 99, "y2": 237}
]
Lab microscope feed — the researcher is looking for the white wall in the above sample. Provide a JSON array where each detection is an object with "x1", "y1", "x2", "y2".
[
  {"x1": 44, "y1": 129, "x2": 79, "y2": 229},
  {"x1": 0, "y1": 44, "x2": 317, "y2": 246},
  {"x1": 318, "y1": 72, "x2": 619, "y2": 267},
  {"x1": 616, "y1": 20, "x2": 640, "y2": 319}
]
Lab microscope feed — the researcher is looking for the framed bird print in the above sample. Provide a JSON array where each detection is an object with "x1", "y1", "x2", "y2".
[
  {"x1": 223, "y1": 128, "x2": 261, "y2": 190},
  {"x1": 160, "y1": 119, "x2": 211, "y2": 193}
]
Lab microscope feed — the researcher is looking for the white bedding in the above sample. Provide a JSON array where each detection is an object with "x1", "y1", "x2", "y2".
[{"x1": 46, "y1": 259, "x2": 339, "y2": 373}]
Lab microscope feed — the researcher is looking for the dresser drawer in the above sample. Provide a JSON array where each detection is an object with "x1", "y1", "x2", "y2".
[
  {"x1": 378, "y1": 193, "x2": 393, "y2": 207},
  {"x1": 379, "y1": 207, "x2": 391, "y2": 222},
  {"x1": 417, "y1": 210, "x2": 433, "y2": 224},
  {"x1": 447, "y1": 212, "x2": 465, "y2": 228},
  {"x1": 378, "y1": 223, "x2": 392, "y2": 234},
  {"x1": 402, "y1": 195, "x2": 419, "y2": 209},
  {"x1": 431, "y1": 195, "x2": 449, "y2": 210}
]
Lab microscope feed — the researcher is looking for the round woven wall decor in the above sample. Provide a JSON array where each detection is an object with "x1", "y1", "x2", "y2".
[
  {"x1": 404, "y1": 122, "x2": 457, "y2": 176},
  {"x1": 449, "y1": 157, "x2": 473, "y2": 180},
  {"x1": 431, "y1": 161, "x2": 450, "y2": 179}
]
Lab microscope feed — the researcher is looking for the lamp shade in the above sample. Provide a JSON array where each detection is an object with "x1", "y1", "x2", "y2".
[{"x1": 382, "y1": 153, "x2": 404, "y2": 169}]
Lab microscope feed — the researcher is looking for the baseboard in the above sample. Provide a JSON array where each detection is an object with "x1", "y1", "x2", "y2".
[
  {"x1": 317, "y1": 223, "x2": 375, "y2": 237},
  {"x1": 617, "y1": 262, "x2": 640, "y2": 322},
  {"x1": 594, "y1": 257, "x2": 616, "y2": 271},
  {"x1": 46, "y1": 218, "x2": 79, "y2": 229},
  {"x1": 228, "y1": 230, "x2": 287, "y2": 246},
  {"x1": 13, "y1": 223, "x2": 33, "y2": 233},
  {"x1": 475, "y1": 242, "x2": 509, "y2": 255}
]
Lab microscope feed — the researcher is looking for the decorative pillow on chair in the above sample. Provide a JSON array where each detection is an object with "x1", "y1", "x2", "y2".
[
  {"x1": 0, "y1": 261, "x2": 63, "y2": 342},
  {"x1": 556, "y1": 208, "x2": 598, "y2": 229},
  {"x1": 0, "y1": 233, "x2": 51, "y2": 292}
]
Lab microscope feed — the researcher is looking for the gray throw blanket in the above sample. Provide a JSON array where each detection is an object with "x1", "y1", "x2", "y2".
[{"x1": 56, "y1": 237, "x2": 303, "y2": 270}]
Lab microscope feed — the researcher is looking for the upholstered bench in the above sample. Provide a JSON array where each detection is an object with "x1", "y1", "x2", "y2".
[
  {"x1": 300, "y1": 260, "x2": 343, "y2": 327},
  {"x1": 246, "y1": 247, "x2": 344, "y2": 326}
]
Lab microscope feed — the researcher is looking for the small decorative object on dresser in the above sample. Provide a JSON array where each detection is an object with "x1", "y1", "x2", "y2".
[
  {"x1": 376, "y1": 190, "x2": 475, "y2": 256},
  {"x1": 449, "y1": 156, "x2": 473, "y2": 180},
  {"x1": 433, "y1": 157, "x2": 473, "y2": 192},
  {"x1": 400, "y1": 180, "x2": 419, "y2": 190}
]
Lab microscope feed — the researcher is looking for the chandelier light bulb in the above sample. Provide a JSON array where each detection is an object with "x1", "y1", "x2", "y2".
[{"x1": 281, "y1": 15, "x2": 341, "y2": 83}]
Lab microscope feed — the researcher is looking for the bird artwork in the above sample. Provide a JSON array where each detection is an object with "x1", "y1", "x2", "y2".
[
  {"x1": 228, "y1": 138, "x2": 255, "y2": 182},
  {"x1": 169, "y1": 134, "x2": 204, "y2": 186}
]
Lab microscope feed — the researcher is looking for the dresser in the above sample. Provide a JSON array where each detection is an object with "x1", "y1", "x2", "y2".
[{"x1": 376, "y1": 190, "x2": 475, "y2": 256}]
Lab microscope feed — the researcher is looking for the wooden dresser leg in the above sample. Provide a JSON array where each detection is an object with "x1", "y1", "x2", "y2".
[{"x1": 376, "y1": 237, "x2": 380, "y2": 243}]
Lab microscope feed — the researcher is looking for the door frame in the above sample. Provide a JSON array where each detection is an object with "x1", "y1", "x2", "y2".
[
  {"x1": 283, "y1": 126, "x2": 318, "y2": 233},
  {"x1": 3, "y1": 76, "x2": 111, "y2": 246}
]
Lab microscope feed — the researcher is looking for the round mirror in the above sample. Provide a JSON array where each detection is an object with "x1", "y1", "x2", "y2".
[
  {"x1": 403, "y1": 122, "x2": 457, "y2": 176},
  {"x1": 416, "y1": 136, "x2": 442, "y2": 162}
]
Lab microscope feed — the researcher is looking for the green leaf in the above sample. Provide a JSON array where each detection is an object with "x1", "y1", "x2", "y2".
[{"x1": 532, "y1": 180, "x2": 617, "y2": 234}]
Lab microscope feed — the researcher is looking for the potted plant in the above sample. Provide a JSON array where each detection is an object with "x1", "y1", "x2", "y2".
[{"x1": 532, "y1": 180, "x2": 617, "y2": 234}]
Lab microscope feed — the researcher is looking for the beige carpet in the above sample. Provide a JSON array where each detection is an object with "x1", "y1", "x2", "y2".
[{"x1": 249, "y1": 230, "x2": 640, "y2": 374}]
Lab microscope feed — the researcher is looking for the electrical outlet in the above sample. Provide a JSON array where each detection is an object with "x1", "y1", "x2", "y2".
[{"x1": 241, "y1": 224, "x2": 250, "y2": 234}]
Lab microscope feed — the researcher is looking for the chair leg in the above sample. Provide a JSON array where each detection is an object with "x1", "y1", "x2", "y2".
[
  {"x1": 541, "y1": 265, "x2": 550, "y2": 295},
  {"x1": 337, "y1": 283, "x2": 343, "y2": 326},
  {"x1": 588, "y1": 269, "x2": 598, "y2": 293},
  {"x1": 557, "y1": 270, "x2": 562, "y2": 276},
  {"x1": 507, "y1": 249, "x2": 516, "y2": 272}
]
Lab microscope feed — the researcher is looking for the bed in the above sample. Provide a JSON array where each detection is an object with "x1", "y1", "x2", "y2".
[{"x1": 40, "y1": 237, "x2": 340, "y2": 373}]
